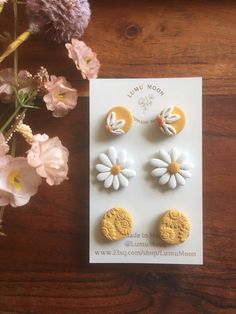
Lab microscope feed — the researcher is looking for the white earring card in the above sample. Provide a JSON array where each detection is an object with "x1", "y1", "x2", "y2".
[{"x1": 89, "y1": 78, "x2": 202, "y2": 264}]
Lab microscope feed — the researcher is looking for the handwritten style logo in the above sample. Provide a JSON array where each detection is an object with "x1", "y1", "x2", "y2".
[
  {"x1": 127, "y1": 83, "x2": 165, "y2": 124},
  {"x1": 138, "y1": 94, "x2": 154, "y2": 113}
]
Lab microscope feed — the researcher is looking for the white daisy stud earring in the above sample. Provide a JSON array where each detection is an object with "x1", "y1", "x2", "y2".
[
  {"x1": 150, "y1": 147, "x2": 194, "y2": 189},
  {"x1": 96, "y1": 146, "x2": 136, "y2": 190},
  {"x1": 157, "y1": 105, "x2": 186, "y2": 136},
  {"x1": 105, "y1": 106, "x2": 133, "y2": 135}
]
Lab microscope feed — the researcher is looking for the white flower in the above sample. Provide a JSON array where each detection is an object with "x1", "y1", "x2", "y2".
[
  {"x1": 105, "y1": 111, "x2": 125, "y2": 135},
  {"x1": 150, "y1": 148, "x2": 193, "y2": 189},
  {"x1": 43, "y1": 75, "x2": 78, "y2": 117},
  {"x1": 27, "y1": 134, "x2": 69, "y2": 186},
  {"x1": 157, "y1": 106, "x2": 180, "y2": 135},
  {"x1": 96, "y1": 147, "x2": 136, "y2": 190},
  {"x1": 0, "y1": 156, "x2": 42, "y2": 207}
]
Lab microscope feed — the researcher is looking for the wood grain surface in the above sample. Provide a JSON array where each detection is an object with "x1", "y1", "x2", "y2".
[{"x1": 0, "y1": 0, "x2": 236, "y2": 313}]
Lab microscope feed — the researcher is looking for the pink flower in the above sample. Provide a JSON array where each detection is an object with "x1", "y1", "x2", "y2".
[
  {"x1": 0, "y1": 156, "x2": 42, "y2": 207},
  {"x1": 0, "y1": 68, "x2": 35, "y2": 103},
  {"x1": 0, "y1": 0, "x2": 8, "y2": 5},
  {"x1": 0, "y1": 132, "x2": 9, "y2": 157},
  {"x1": 65, "y1": 39, "x2": 100, "y2": 79},
  {"x1": 27, "y1": 134, "x2": 69, "y2": 186},
  {"x1": 43, "y1": 75, "x2": 78, "y2": 117}
]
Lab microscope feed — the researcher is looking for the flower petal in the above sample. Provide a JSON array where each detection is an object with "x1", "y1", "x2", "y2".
[
  {"x1": 107, "y1": 111, "x2": 116, "y2": 126},
  {"x1": 159, "y1": 149, "x2": 171, "y2": 164},
  {"x1": 113, "y1": 175, "x2": 120, "y2": 190},
  {"x1": 161, "y1": 106, "x2": 173, "y2": 117},
  {"x1": 112, "y1": 119, "x2": 125, "y2": 129},
  {"x1": 165, "y1": 114, "x2": 180, "y2": 123},
  {"x1": 159, "y1": 173, "x2": 170, "y2": 185},
  {"x1": 112, "y1": 129, "x2": 125, "y2": 135},
  {"x1": 178, "y1": 169, "x2": 192, "y2": 178},
  {"x1": 121, "y1": 169, "x2": 136, "y2": 178},
  {"x1": 175, "y1": 173, "x2": 186, "y2": 186},
  {"x1": 117, "y1": 150, "x2": 127, "y2": 167},
  {"x1": 150, "y1": 158, "x2": 168, "y2": 168},
  {"x1": 118, "y1": 173, "x2": 129, "y2": 187},
  {"x1": 104, "y1": 174, "x2": 113, "y2": 188},
  {"x1": 162, "y1": 124, "x2": 176, "y2": 135},
  {"x1": 96, "y1": 164, "x2": 110, "y2": 172},
  {"x1": 108, "y1": 147, "x2": 117, "y2": 165},
  {"x1": 99, "y1": 153, "x2": 112, "y2": 167},
  {"x1": 97, "y1": 172, "x2": 110, "y2": 181},
  {"x1": 170, "y1": 147, "x2": 178, "y2": 162},
  {"x1": 168, "y1": 174, "x2": 177, "y2": 189},
  {"x1": 180, "y1": 162, "x2": 194, "y2": 170},
  {"x1": 151, "y1": 168, "x2": 167, "y2": 177}
]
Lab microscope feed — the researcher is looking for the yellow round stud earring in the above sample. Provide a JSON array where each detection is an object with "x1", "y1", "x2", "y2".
[
  {"x1": 105, "y1": 106, "x2": 133, "y2": 135},
  {"x1": 101, "y1": 207, "x2": 133, "y2": 241},
  {"x1": 156, "y1": 105, "x2": 186, "y2": 136},
  {"x1": 159, "y1": 209, "x2": 190, "y2": 245}
]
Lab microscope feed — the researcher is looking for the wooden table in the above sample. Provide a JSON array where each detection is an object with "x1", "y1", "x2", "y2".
[{"x1": 0, "y1": 0, "x2": 235, "y2": 313}]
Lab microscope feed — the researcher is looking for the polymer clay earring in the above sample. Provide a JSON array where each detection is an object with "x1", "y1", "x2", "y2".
[
  {"x1": 159, "y1": 209, "x2": 190, "y2": 245},
  {"x1": 96, "y1": 146, "x2": 136, "y2": 190},
  {"x1": 101, "y1": 207, "x2": 133, "y2": 241},
  {"x1": 105, "y1": 106, "x2": 133, "y2": 135},
  {"x1": 150, "y1": 147, "x2": 193, "y2": 189},
  {"x1": 157, "y1": 105, "x2": 185, "y2": 136}
]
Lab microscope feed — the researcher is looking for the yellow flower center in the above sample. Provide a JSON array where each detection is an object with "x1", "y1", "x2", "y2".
[
  {"x1": 58, "y1": 92, "x2": 66, "y2": 99},
  {"x1": 111, "y1": 164, "x2": 121, "y2": 175},
  {"x1": 168, "y1": 161, "x2": 180, "y2": 174},
  {"x1": 8, "y1": 170, "x2": 22, "y2": 191}
]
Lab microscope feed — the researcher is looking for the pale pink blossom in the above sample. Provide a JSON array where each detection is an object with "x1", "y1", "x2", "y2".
[
  {"x1": 0, "y1": 132, "x2": 9, "y2": 157},
  {"x1": 0, "y1": 68, "x2": 35, "y2": 103},
  {"x1": 27, "y1": 134, "x2": 69, "y2": 186},
  {"x1": 43, "y1": 75, "x2": 78, "y2": 117},
  {"x1": 65, "y1": 39, "x2": 100, "y2": 79},
  {"x1": 0, "y1": 0, "x2": 8, "y2": 5},
  {"x1": 0, "y1": 156, "x2": 42, "y2": 207}
]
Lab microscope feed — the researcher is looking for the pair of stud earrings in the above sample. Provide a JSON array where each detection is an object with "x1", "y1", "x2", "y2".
[
  {"x1": 104, "y1": 105, "x2": 186, "y2": 136},
  {"x1": 96, "y1": 146, "x2": 193, "y2": 190},
  {"x1": 101, "y1": 208, "x2": 190, "y2": 245}
]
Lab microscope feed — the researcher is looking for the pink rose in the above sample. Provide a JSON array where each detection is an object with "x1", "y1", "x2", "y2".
[
  {"x1": 27, "y1": 134, "x2": 69, "y2": 185},
  {"x1": 0, "y1": 156, "x2": 42, "y2": 207},
  {"x1": 43, "y1": 75, "x2": 78, "y2": 117},
  {"x1": 65, "y1": 39, "x2": 100, "y2": 79}
]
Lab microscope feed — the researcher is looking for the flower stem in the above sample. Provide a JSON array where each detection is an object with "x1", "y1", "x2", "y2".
[{"x1": 0, "y1": 106, "x2": 21, "y2": 133}]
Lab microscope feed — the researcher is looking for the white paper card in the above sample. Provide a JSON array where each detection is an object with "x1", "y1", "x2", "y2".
[{"x1": 89, "y1": 78, "x2": 202, "y2": 264}]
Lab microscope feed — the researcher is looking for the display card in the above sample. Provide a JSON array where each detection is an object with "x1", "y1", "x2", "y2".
[{"x1": 89, "y1": 78, "x2": 202, "y2": 264}]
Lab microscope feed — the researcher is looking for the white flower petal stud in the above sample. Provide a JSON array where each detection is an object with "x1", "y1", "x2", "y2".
[
  {"x1": 105, "y1": 106, "x2": 133, "y2": 135},
  {"x1": 96, "y1": 146, "x2": 136, "y2": 190},
  {"x1": 157, "y1": 105, "x2": 186, "y2": 136},
  {"x1": 150, "y1": 148, "x2": 193, "y2": 189}
]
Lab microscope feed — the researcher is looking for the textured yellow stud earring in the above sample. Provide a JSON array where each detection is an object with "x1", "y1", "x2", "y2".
[
  {"x1": 159, "y1": 209, "x2": 190, "y2": 245},
  {"x1": 156, "y1": 105, "x2": 186, "y2": 136},
  {"x1": 105, "y1": 106, "x2": 133, "y2": 135},
  {"x1": 101, "y1": 207, "x2": 133, "y2": 241}
]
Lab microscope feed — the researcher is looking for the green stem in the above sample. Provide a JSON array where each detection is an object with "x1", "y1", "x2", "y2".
[{"x1": 0, "y1": 106, "x2": 21, "y2": 133}]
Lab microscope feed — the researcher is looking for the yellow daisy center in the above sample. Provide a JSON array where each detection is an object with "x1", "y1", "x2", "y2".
[
  {"x1": 168, "y1": 161, "x2": 180, "y2": 174},
  {"x1": 111, "y1": 164, "x2": 121, "y2": 175},
  {"x1": 58, "y1": 92, "x2": 66, "y2": 100},
  {"x1": 8, "y1": 170, "x2": 22, "y2": 191}
]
